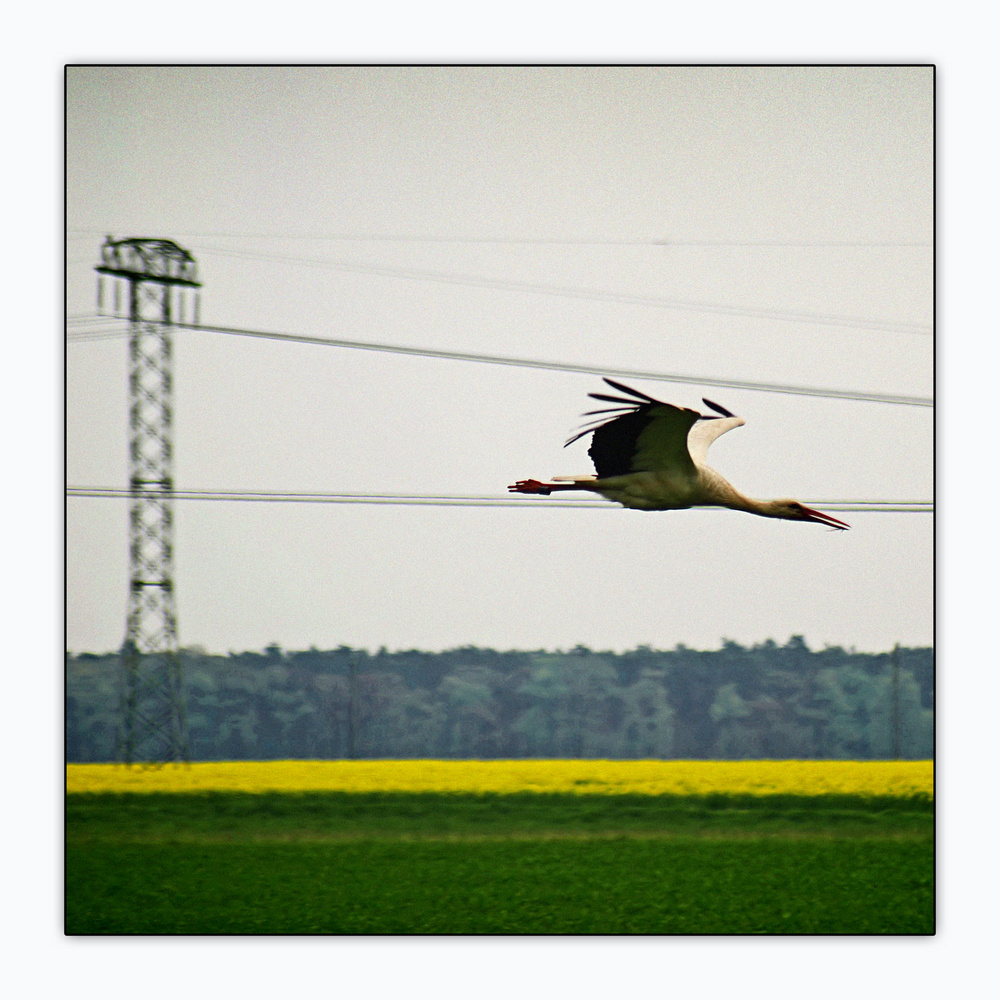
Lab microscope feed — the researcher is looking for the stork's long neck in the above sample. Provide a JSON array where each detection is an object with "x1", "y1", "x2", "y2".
[
  {"x1": 720, "y1": 491, "x2": 807, "y2": 522},
  {"x1": 720, "y1": 492, "x2": 780, "y2": 518},
  {"x1": 696, "y1": 466, "x2": 771, "y2": 515},
  {"x1": 734, "y1": 497, "x2": 790, "y2": 518}
]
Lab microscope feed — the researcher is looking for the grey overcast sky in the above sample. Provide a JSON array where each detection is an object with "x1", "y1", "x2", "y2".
[{"x1": 66, "y1": 65, "x2": 933, "y2": 655}]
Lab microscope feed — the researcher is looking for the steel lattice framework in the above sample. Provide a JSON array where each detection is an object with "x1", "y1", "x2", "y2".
[{"x1": 96, "y1": 236, "x2": 201, "y2": 763}]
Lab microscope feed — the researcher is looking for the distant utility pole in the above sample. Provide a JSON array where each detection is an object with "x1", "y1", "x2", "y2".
[
  {"x1": 96, "y1": 236, "x2": 201, "y2": 764},
  {"x1": 348, "y1": 658, "x2": 358, "y2": 759},
  {"x1": 891, "y1": 643, "x2": 901, "y2": 760}
]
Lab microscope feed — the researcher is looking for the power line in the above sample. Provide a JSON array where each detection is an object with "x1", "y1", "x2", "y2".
[
  {"x1": 66, "y1": 314, "x2": 934, "y2": 407},
  {"x1": 67, "y1": 316, "x2": 127, "y2": 328},
  {"x1": 195, "y1": 244, "x2": 932, "y2": 335},
  {"x1": 66, "y1": 313, "x2": 932, "y2": 406},
  {"x1": 66, "y1": 323, "x2": 130, "y2": 342},
  {"x1": 67, "y1": 486, "x2": 933, "y2": 513},
  {"x1": 66, "y1": 226, "x2": 932, "y2": 249},
  {"x1": 184, "y1": 320, "x2": 935, "y2": 408}
]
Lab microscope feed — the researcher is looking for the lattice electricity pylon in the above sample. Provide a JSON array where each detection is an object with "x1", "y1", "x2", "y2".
[{"x1": 96, "y1": 236, "x2": 201, "y2": 763}]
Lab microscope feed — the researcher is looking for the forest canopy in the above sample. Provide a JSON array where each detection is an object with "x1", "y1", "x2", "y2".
[{"x1": 66, "y1": 638, "x2": 933, "y2": 762}]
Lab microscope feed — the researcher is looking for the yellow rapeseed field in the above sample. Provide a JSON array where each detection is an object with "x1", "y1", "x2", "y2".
[{"x1": 66, "y1": 759, "x2": 933, "y2": 797}]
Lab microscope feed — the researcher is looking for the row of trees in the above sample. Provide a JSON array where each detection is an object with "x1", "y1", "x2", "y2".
[{"x1": 66, "y1": 638, "x2": 933, "y2": 762}]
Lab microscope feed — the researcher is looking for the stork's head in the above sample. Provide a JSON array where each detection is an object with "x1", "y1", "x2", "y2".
[{"x1": 768, "y1": 499, "x2": 850, "y2": 530}]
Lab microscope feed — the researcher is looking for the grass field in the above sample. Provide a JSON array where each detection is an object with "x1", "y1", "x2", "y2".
[{"x1": 65, "y1": 761, "x2": 934, "y2": 936}]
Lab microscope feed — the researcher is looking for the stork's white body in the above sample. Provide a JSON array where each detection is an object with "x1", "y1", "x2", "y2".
[
  {"x1": 557, "y1": 413, "x2": 747, "y2": 511},
  {"x1": 559, "y1": 470, "x2": 698, "y2": 510}
]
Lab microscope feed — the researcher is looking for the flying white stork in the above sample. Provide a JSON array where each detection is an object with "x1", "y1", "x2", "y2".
[{"x1": 508, "y1": 378, "x2": 849, "y2": 529}]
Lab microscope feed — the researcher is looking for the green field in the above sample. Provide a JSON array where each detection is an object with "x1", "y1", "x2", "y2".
[{"x1": 65, "y1": 792, "x2": 933, "y2": 935}]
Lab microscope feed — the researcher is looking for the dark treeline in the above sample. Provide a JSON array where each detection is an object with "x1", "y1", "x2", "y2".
[{"x1": 66, "y1": 638, "x2": 933, "y2": 762}]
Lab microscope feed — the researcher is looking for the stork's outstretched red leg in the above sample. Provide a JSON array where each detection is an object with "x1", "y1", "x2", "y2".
[
  {"x1": 508, "y1": 479, "x2": 552, "y2": 495},
  {"x1": 508, "y1": 479, "x2": 582, "y2": 495}
]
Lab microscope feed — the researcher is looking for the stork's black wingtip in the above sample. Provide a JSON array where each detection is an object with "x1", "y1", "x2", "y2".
[
  {"x1": 702, "y1": 398, "x2": 735, "y2": 418},
  {"x1": 603, "y1": 379, "x2": 660, "y2": 404}
]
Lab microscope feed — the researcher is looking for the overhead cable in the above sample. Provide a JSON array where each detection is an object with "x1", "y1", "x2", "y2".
[
  {"x1": 67, "y1": 486, "x2": 933, "y2": 513},
  {"x1": 178, "y1": 320, "x2": 935, "y2": 407},
  {"x1": 67, "y1": 227, "x2": 931, "y2": 249},
  {"x1": 66, "y1": 314, "x2": 933, "y2": 407},
  {"x1": 195, "y1": 245, "x2": 932, "y2": 335},
  {"x1": 66, "y1": 313, "x2": 932, "y2": 407}
]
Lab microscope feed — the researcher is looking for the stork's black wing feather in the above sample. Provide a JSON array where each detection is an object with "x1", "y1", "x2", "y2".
[
  {"x1": 565, "y1": 380, "x2": 702, "y2": 478},
  {"x1": 601, "y1": 378, "x2": 662, "y2": 404},
  {"x1": 583, "y1": 406, "x2": 636, "y2": 416},
  {"x1": 587, "y1": 392, "x2": 643, "y2": 405},
  {"x1": 585, "y1": 410, "x2": 656, "y2": 476},
  {"x1": 702, "y1": 398, "x2": 735, "y2": 418},
  {"x1": 588, "y1": 405, "x2": 702, "y2": 477}
]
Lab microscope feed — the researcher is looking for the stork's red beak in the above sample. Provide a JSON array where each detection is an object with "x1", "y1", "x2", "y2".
[{"x1": 800, "y1": 505, "x2": 850, "y2": 530}]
